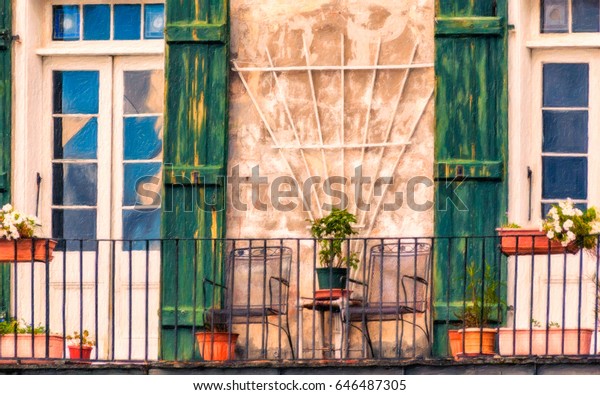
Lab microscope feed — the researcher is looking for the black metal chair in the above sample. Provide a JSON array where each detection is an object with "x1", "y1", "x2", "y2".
[
  {"x1": 342, "y1": 242, "x2": 432, "y2": 358},
  {"x1": 203, "y1": 246, "x2": 294, "y2": 359}
]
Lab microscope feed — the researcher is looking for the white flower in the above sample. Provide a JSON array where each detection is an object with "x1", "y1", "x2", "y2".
[
  {"x1": 563, "y1": 219, "x2": 574, "y2": 230},
  {"x1": 547, "y1": 230, "x2": 555, "y2": 239},
  {"x1": 1, "y1": 204, "x2": 12, "y2": 212},
  {"x1": 567, "y1": 231, "x2": 576, "y2": 241},
  {"x1": 555, "y1": 224, "x2": 562, "y2": 233},
  {"x1": 575, "y1": 208, "x2": 583, "y2": 216}
]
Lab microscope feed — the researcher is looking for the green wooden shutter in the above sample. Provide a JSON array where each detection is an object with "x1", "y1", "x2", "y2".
[
  {"x1": 433, "y1": 0, "x2": 508, "y2": 356},
  {"x1": 0, "y1": 0, "x2": 11, "y2": 321},
  {"x1": 161, "y1": 0, "x2": 229, "y2": 361}
]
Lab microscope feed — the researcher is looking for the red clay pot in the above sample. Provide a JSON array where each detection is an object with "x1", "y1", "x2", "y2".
[
  {"x1": 68, "y1": 345, "x2": 93, "y2": 360},
  {"x1": 0, "y1": 239, "x2": 57, "y2": 262},
  {"x1": 497, "y1": 229, "x2": 579, "y2": 256},
  {"x1": 195, "y1": 332, "x2": 239, "y2": 361}
]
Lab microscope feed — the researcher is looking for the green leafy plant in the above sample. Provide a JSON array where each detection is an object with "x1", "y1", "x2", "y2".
[
  {"x1": 66, "y1": 330, "x2": 95, "y2": 347},
  {"x1": 531, "y1": 318, "x2": 560, "y2": 329},
  {"x1": 541, "y1": 198, "x2": 600, "y2": 251},
  {"x1": 0, "y1": 318, "x2": 45, "y2": 335},
  {"x1": 504, "y1": 223, "x2": 521, "y2": 229},
  {"x1": 308, "y1": 208, "x2": 359, "y2": 269},
  {"x1": 455, "y1": 263, "x2": 503, "y2": 328}
]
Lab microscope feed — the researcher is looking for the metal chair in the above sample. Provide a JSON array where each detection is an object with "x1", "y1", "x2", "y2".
[
  {"x1": 342, "y1": 242, "x2": 432, "y2": 358},
  {"x1": 203, "y1": 246, "x2": 294, "y2": 359}
]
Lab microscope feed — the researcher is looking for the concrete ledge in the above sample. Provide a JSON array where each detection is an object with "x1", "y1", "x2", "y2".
[{"x1": 2, "y1": 357, "x2": 600, "y2": 375}]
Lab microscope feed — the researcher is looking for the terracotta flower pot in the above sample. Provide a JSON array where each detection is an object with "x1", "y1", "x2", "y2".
[
  {"x1": 498, "y1": 328, "x2": 593, "y2": 356},
  {"x1": 0, "y1": 239, "x2": 57, "y2": 262},
  {"x1": 68, "y1": 345, "x2": 94, "y2": 360},
  {"x1": 496, "y1": 229, "x2": 579, "y2": 256},
  {"x1": 449, "y1": 328, "x2": 497, "y2": 357},
  {"x1": 195, "y1": 332, "x2": 239, "y2": 361},
  {"x1": 0, "y1": 334, "x2": 64, "y2": 358}
]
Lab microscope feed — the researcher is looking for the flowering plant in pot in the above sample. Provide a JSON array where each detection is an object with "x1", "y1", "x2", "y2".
[
  {"x1": 67, "y1": 330, "x2": 95, "y2": 360},
  {"x1": 308, "y1": 208, "x2": 359, "y2": 295},
  {"x1": 449, "y1": 263, "x2": 502, "y2": 358},
  {"x1": 0, "y1": 317, "x2": 64, "y2": 358},
  {"x1": 0, "y1": 204, "x2": 56, "y2": 262},
  {"x1": 540, "y1": 199, "x2": 600, "y2": 254},
  {"x1": 497, "y1": 199, "x2": 599, "y2": 256},
  {"x1": 195, "y1": 323, "x2": 238, "y2": 361}
]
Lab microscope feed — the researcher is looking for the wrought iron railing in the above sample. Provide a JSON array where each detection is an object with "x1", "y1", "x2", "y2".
[{"x1": 0, "y1": 235, "x2": 597, "y2": 363}]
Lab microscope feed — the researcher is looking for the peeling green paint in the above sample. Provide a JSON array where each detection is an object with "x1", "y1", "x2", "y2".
[
  {"x1": 433, "y1": 0, "x2": 508, "y2": 356},
  {"x1": 161, "y1": 0, "x2": 229, "y2": 361}
]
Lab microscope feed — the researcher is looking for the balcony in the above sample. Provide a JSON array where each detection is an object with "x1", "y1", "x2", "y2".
[{"x1": 1, "y1": 236, "x2": 600, "y2": 373}]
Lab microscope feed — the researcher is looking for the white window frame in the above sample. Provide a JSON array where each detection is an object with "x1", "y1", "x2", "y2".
[
  {"x1": 509, "y1": 0, "x2": 600, "y2": 226},
  {"x1": 507, "y1": 0, "x2": 599, "y2": 332},
  {"x1": 11, "y1": 1, "x2": 164, "y2": 360},
  {"x1": 112, "y1": 56, "x2": 164, "y2": 241},
  {"x1": 41, "y1": 56, "x2": 113, "y2": 241}
]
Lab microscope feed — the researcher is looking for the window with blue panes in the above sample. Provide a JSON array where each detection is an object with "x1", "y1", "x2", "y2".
[
  {"x1": 122, "y1": 69, "x2": 163, "y2": 250},
  {"x1": 541, "y1": 63, "x2": 589, "y2": 215},
  {"x1": 52, "y1": 71, "x2": 100, "y2": 251},
  {"x1": 53, "y1": 2, "x2": 165, "y2": 41},
  {"x1": 542, "y1": 0, "x2": 600, "y2": 33}
]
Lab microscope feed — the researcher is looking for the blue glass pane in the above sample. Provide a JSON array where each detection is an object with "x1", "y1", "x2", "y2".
[
  {"x1": 52, "y1": 209, "x2": 97, "y2": 251},
  {"x1": 124, "y1": 70, "x2": 164, "y2": 114},
  {"x1": 53, "y1": 71, "x2": 99, "y2": 114},
  {"x1": 83, "y1": 5, "x2": 110, "y2": 40},
  {"x1": 542, "y1": 202, "x2": 587, "y2": 218},
  {"x1": 144, "y1": 4, "x2": 165, "y2": 39},
  {"x1": 541, "y1": 0, "x2": 569, "y2": 33},
  {"x1": 542, "y1": 110, "x2": 588, "y2": 153},
  {"x1": 52, "y1": 163, "x2": 98, "y2": 206},
  {"x1": 114, "y1": 4, "x2": 141, "y2": 40},
  {"x1": 53, "y1": 6, "x2": 80, "y2": 41},
  {"x1": 54, "y1": 117, "x2": 98, "y2": 159},
  {"x1": 123, "y1": 163, "x2": 161, "y2": 206},
  {"x1": 573, "y1": 0, "x2": 600, "y2": 32},
  {"x1": 543, "y1": 64, "x2": 589, "y2": 108},
  {"x1": 124, "y1": 117, "x2": 163, "y2": 160},
  {"x1": 122, "y1": 209, "x2": 160, "y2": 250},
  {"x1": 542, "y1": 156, "x2": 588, "y2": 200}
]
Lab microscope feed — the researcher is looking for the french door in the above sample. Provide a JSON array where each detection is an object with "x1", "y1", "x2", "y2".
[{"x1": 13, "y1": 55, "x2": 163, "y2": 360}]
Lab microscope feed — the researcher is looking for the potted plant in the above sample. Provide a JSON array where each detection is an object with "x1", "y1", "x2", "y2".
[
  {"x1": 67, "y1": 330, "x2": 95, "y2": 360},
  {"x1": 497, "y1": 199, "x2": 599, "y2": 256},
  {"x1": 499, "y1": 319, "x2": 593, "y2": 356},
  {"x1": 195, "y1": 323, "x2": 239, "y2": 361},
  {"x1": 0, "y1": 318, "x2": 64, "y2": 358},
  {"x1": 0, "y1": 204, "x2": 56, "y2": 262},
  {"x1": 308, "y1": 208, "x2": 359, "y2": 295},
  {"x1": 450, "y1": 262, "x2": 502, "y2": 358}
]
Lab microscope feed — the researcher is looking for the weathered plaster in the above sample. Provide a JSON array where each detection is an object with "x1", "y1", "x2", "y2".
[
  {"x1": 227, "y1": 0, "x2": 434, "y2": 359},
  {"x1": 228, "y1": 0, "x2": 434, "y2": 239}
]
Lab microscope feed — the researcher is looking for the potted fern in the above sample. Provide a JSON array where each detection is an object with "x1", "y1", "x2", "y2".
[
  {"x1": 308, "y1": 209, "x2": 359, "y2": 295},
  {"x1": 449, "y1": 263, "x2": 502, "y2": 357}
]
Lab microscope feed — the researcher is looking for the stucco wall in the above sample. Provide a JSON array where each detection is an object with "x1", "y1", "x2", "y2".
[
  {"x1": 227, "y1": 0, "x2": 435, "y2": 359},
  {"x1": 227, "y1": 0, "x2": 435, "y2": 239}
]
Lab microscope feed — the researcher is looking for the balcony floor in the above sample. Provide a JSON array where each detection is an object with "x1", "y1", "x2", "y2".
[{"x1": 2, "y1": 357, "x2": 600, "y2": 375}]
